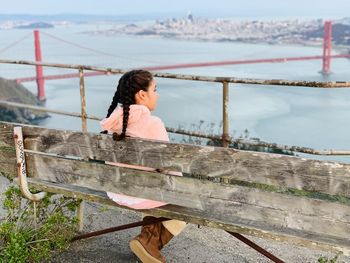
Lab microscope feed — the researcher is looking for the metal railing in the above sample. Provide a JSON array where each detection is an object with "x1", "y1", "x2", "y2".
[{"x1": 1, "y1": 59, "x2": 350, "y2": 156}]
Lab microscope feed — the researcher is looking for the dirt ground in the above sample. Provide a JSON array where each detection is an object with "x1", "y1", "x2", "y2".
[
  {"x1": 49, "y1": 202, "x2": 350, "y2": 263},
  {"x1": 1, "y1": 176, "x2": 349, "y2": 263}
]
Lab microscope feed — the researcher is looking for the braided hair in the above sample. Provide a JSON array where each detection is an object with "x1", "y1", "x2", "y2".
[{"x1": 101, "y1": 70, "x2": 153, "y2": 141}]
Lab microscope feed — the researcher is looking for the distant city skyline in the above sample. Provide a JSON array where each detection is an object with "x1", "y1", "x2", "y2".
[{"x1": 1, "y1": 0, "x2": 350, "y2": 19}]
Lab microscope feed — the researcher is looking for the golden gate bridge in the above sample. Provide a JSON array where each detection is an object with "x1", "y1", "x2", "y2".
[{"x1": 1, "y1": 20, "x2": 350, "y2": 101}]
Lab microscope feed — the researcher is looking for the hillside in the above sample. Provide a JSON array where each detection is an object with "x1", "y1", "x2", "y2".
[{"x1": 0, "y1": 78, "x2": 48, "y2": 124}]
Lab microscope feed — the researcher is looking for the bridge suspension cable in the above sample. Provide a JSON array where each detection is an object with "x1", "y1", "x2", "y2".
[
  {"x1": 0, "y1": 32, "x2": 32, "y2": 55},
  {"x1": 40, "y1": 31, "x2": 162, "y2": 64}
]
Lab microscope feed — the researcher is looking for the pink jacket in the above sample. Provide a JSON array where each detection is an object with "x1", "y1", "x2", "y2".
[
  {"x1": 101, "y1": 104, "x2": 169, "y2": 141},
  {"x1": 100, "y1": 104, "x2": 171, "y2": 209}
]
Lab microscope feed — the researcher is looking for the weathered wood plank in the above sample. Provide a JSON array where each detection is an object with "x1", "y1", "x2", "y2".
[
  {"x1": 25, "y1": 153, "x2": 350, "y2": 243},
  {"x1": 16, "y1": 121, "x2": 350, "y2": 198},
  {"x1": 26, "y1": 178, "x2": 350, "y2": 255},
  {"x1": 0, "y1": 122, "x2": 17, "y2": 179}
]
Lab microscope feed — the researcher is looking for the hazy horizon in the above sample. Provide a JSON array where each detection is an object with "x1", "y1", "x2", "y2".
[{"x1": 1, "y1": 0, "x2": 350, "y2": 20}]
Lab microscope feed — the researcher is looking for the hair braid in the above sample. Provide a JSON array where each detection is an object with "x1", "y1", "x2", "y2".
[
  {"x1": 115, "y1": 77, "x2": 137, "y2": 140},
  {"x1": 106, "y1": 87, "x2": 120, "y2": 118},
  {"x1": 100, "y1": 77, "x2": 124, "y2": 134}
]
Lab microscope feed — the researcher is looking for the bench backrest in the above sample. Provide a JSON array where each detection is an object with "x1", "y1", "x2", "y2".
[{"x1": 1, "y1": 121, "x2": 350, "y2": 254}]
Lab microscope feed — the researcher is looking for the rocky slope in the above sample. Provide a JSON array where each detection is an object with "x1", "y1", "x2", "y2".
[{"x1": 0, "y1": 78, "x2": 48, "y2": 124}]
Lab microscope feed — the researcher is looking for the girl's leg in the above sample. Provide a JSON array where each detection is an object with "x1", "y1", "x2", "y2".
[{"x1": 162, "y1": 219, "x2": 186, "y2": 236}]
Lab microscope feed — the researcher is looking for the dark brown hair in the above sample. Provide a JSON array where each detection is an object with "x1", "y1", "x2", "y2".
[{"x1": 102, "y1": 70, "x2": 153, "y2": 140}]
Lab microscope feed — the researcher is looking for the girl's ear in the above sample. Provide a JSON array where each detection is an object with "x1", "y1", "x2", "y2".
[{"x1": 135, "y1": 90, "x2": 146, "y2": 102}]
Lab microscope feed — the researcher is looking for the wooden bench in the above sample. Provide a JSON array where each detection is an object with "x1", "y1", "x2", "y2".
[{"x1": 1, "y1": 121, "x2": 350, "y2": 261}]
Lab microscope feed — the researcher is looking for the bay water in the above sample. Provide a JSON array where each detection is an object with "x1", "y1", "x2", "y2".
[{"x1": 0, "y1": 23, "x2": 349, "y2": 162}]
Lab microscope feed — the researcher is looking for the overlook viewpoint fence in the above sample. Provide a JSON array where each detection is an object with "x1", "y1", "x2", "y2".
[{"x1": 0, "y1": 59, "x2": 350, "y2": 156}]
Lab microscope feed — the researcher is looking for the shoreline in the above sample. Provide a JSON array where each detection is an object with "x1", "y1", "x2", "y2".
[
  {"x1": 82, "y1": 15, "x2": 350, "y2": 55},
  {"x1": 83, "y1": 29, "x2": 350, "y2": 55}
]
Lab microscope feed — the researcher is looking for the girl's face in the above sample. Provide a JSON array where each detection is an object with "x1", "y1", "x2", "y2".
[{"x1": 135, "y1": 79, "x2": 159, "y2": 111}]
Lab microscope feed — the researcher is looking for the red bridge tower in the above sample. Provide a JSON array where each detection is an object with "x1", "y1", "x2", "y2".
[{"x1": 34, "y1": 30, "x2": 45, "y2": 101}]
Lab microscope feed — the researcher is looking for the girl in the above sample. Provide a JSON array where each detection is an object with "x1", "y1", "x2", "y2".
[{"x1": 100, "y1": 70, "x2": 186, "y2": 263}]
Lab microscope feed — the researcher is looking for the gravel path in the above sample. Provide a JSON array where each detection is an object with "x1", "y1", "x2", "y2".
[
  {"x1": 50, "y1": 202, "x2": 349, "y2": 263},
  {"x1": 1, "y1": 177, "x2": 349, "y2": 263}
]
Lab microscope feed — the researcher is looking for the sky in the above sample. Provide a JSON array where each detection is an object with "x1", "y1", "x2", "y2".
[{"x1": 1, "y1": 0, "x2": 350, "y2": 19}]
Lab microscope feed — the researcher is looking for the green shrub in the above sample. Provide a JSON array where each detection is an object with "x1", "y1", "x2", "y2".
[
  {"x1": 172, "y1": 121, "x2": 294, "y2": 155},
  {"x1": 318, "y1": 255, "x2": 339, "y2": 263},
  {"x1": 0, "y1": 186, "x2": 80, "y2": 262}
]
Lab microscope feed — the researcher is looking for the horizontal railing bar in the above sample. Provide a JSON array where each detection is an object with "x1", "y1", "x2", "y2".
[
  {"x1": 225, "y1": 138, "x2": 350, "y2": 156},
  {"x1": 0, "y1": 100, "x2": 100, "y2": 120},
  {"x1": 1, "y1": 59, "x2": 350, "y2": 87},
  {"x1": 153, "y1": 73, "x2": 350, "y2": 88},
  {"x1": 0, "y1": 59, "x2": 125, "y2": 74}
]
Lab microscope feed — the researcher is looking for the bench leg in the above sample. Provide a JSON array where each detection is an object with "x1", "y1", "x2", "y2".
[
  {"x1": 227, "y1": 231, "x2": 285, "y2": 263},
  {"x1": 77, "y1": 201, "x2": 85, "y2": 231}
]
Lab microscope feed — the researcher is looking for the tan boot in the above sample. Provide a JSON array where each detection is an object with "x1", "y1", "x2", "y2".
[{"x1": 130, "y1": 217, "x2": 168, "y2": 263}]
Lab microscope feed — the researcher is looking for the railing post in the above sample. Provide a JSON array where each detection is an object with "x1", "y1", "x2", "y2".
[
  {"x1": 222, "y1": 81, "x2": 229, "y2": 148},
  {"x1": 77, "y1": 68, "x2": 87, "y2": 231},
  {"x1": 79, "y1": 68, "x2": 87, "y2": 132}
]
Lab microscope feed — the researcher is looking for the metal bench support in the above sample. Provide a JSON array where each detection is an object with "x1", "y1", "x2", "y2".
[{"x1": 13, "y1": 126, "x2": 47, "y2": 201}]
